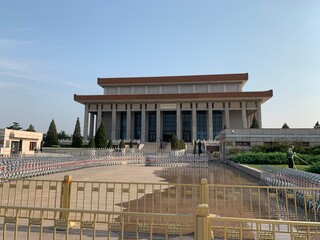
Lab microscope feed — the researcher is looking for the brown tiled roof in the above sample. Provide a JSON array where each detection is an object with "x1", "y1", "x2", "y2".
[
  {"x1": 74, "y1": 90, "x2": 273, "y2": 104},
  {"x1": 97, "y1": 73, "x2": 248, "y2": 86}
]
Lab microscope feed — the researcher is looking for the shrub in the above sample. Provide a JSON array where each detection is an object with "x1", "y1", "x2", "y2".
[
  {"x1": 230, "y1": 152, "x2": 320, "y2": 166},
  {"x1": 107, "y1": 139, "x2": 113, "y2": 149},
  {"x1": 119, "y1": 139, "x2": 126, "y2": 149},
  {"x1": 230, "y1": 152, "x2": 288, "y2": 165}
]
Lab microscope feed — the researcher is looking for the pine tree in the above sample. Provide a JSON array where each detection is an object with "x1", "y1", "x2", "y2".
[
  {"x1": 250, "y1": 116, "x2": 260, "y2": 128},
  {"x1": 57, "y1": 130, "x2": 70, "y2": 140},
  {"x1": 107, "y1": 139, "x2": 113, "y2": 149},
  {"x1": 94, "y1": 123, "x2": 107, "y2": 148},
  {"x1": 26, "y1": 124, "x2": 36, "y2": 132},
  {"x1": 44, "y1": 119, "x2": 59, "y2": 147},
  {"x1": 282, "y1": 123, "x2": 290, "y2": 129},
  {"x1": 7, "y1": 122, "x2": 22, "y2": 130},
  {"x1": 72, "y1": 117, "x2": 83, "y2": 148},
  {"x1": 88, "y1": 137, "x2": 95, "y2": 148},
  {"x1": 119, "y1": 139, "x2": 126, "y2": 149}
]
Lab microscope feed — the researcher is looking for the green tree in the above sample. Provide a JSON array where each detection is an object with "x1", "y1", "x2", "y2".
[
  {"x1": 94, "y1": 123, "x2": 107, "y2": 148},
  {"x1": 26, "y1": 124, "x2": 36, "y2": 132},
  {"x1": 43, "y1": 119, "x2": 59, "y2": 147},
  {"x1": 107, "y1": 139, "x2": 113, "y2": 149},
  {"x1": 88, "y1": 137, "x2": 95, "y2": 148},
  {"x1": 250, "y1": 116, "x2": 260, "y2": 128},
  {"x1": 119, "y1": 139, "x2": 126, "y2": 149},
  {"x1": 282, "y1": 123, "x2": 290, "y2": 129},
  {"x1": 129, "y1": 140, "x2": 133, "y2": 149},
  {"x1": 314, "y1": 121, "x2": 320, "y2": 129},
  {"x1": 57, "y1": 130, "x2": 70, "y2": 140},
  {"x1": 7, "y1": 122, "x2": 22, "y2": 130},
  {"x1": 72, "y1": 117, "x2": 83, "y2": 148}
]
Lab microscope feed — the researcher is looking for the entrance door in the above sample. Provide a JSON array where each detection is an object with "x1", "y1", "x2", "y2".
[{"x1": 11, "y1": 141, "x2": 20, "y2": 154}]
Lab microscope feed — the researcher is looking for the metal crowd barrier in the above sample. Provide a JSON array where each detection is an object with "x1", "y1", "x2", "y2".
[
  {"x1": 0, "y1": 154, "x2": 145, "y2": 180},
  {"x1": 260, "y1": 166, "x2": 320, "y2": 218},
  {"x1": 145, "y1": 154, "x2": 209, "y2": 167}
]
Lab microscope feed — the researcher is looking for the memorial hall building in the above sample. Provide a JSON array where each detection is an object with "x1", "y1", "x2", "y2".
[{"x1": 74, "y1": 73, "x2": 273, "y2": 143}]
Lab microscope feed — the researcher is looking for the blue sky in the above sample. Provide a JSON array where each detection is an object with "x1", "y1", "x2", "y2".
[{"x1": 0, "y1": 1, "x2": 319, "y2": 134}]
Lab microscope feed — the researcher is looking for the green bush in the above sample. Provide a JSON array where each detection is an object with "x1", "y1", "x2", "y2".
[
  {"x1": 119, "y1": 140, "x2": 126, "y2": 149},
  {"x1": 230, "y1": 152, "x2": 288, "y2": 165},
  {"x1": 230, "y1": 152, "x2": 320, "y2": 165},
  {"x1": 107, "y1": 139, "x2": 113, "y2": 149},
  {"x1": 129, "y1": 140, "x2": 134, "y2": 149},
  {"x1": 170, "y1": 135, "x2": 186, "y2": 150}
]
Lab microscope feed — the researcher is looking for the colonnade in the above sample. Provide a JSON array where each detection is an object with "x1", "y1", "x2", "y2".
[{"x1": 82, "y1": 100, "x2": 261, "y2": 143}]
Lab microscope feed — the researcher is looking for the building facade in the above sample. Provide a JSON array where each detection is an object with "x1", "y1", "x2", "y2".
[
  {"x1": 74, "y1": 73, "x2": 273, "y2": 143},
  {"x1": 0, "y1": 129, "x2": 43, "y2": 156},
  {"x1": 219, "y1": 128, "x2": 320, "y2": 160}
]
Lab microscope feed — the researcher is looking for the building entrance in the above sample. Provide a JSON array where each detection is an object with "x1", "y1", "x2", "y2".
[
  {"x1": 162, "y1": 111, "x2": 176, "y2": 142},
  {"x1": 10, "y1": 141, "x2": 20, "y2": 154}
]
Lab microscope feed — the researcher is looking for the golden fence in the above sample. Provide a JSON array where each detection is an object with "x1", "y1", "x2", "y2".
[
  {"x1": 0, "y1": 205, "x2": 193, "y2": 240},
  {"x1": 1, "y1": 177, "x2": 319, "y2": 222},
  {"x1": 1, "y1": 176, "x2": 320, "y2": 239},
  {"x1": 1, "y1": 204, "x2": 320, "y2": 240}
]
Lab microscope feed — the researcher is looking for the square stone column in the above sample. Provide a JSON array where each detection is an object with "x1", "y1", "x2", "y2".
[
  {"x1": 257, "y1": 100, "x2": 262, "y2": 127},
  {"x1": 89, "y1": 113, "x2": 95, "y2": 138},
  {"x1": 176, "y1": 103, "x2": 181, "y2": 139},
  {"x1": 192, "y1": 102, "x2": 197, "y2": 141},
  {"x1": 141, "y1": 104, "x2": 146, "y2": 143},
  {"x1": 224, "y1": 101, "x2": 230, "y2": 129},
  {"x1": 208, "y1": 102, "x2": 213, "y2": 140},
  {"x1": 126, "y1": 105, "x2": 131, "y2": 140},
  {"x1": 241, "y1": 101, "x2": 248, "y2": 128},
  {"x1": 96, "y1": 103, "x2": 102, "y2": 130},
  {"x1": 111, "y1": 104, "x2": 116, "y2": 139},
  {"x1": 83, "y1": 104, "x2": 89, "y2": 141},
  {"x1": 156, "y1": 103, "x2": 161, "y2": 142}
]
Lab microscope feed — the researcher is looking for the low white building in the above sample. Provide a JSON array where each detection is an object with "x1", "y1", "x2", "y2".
[
  {"x1": 219, "y1": 128, "x2": 320, "y2": 160},
  {"x1": 0, "y1": 129, "x2": 43, "y2": 156}
]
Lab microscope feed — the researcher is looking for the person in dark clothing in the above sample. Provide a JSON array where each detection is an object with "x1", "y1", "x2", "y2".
[{"x1": 287, "y1": 145, "x2": 295, "y2": 168}]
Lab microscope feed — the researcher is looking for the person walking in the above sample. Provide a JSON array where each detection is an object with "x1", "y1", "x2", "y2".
[{"x1": 287, "y1": 145, "x2": 295, "y2": 168}]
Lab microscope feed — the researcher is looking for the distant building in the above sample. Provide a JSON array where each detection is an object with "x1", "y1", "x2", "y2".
[
  {"x1": 0, "y1": 129, "x2": 43, "y2": 156},
  {"x1": 219, "y1": 128, "x2": 320, "y2": 160},
  {"x1": 74, "y1": 73, "x2": 273, "y2": 143}
]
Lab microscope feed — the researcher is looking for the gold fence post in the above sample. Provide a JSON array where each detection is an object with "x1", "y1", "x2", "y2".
[
  {"x1": 60, "y1": 175, "x2": 76, "y2": 229},
  {"x1": 200, "y1": 178, "x2": 209, "y2": 205},
  {"x1": 195, "y1": 204, "x2": 212, "y2": 240}
]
